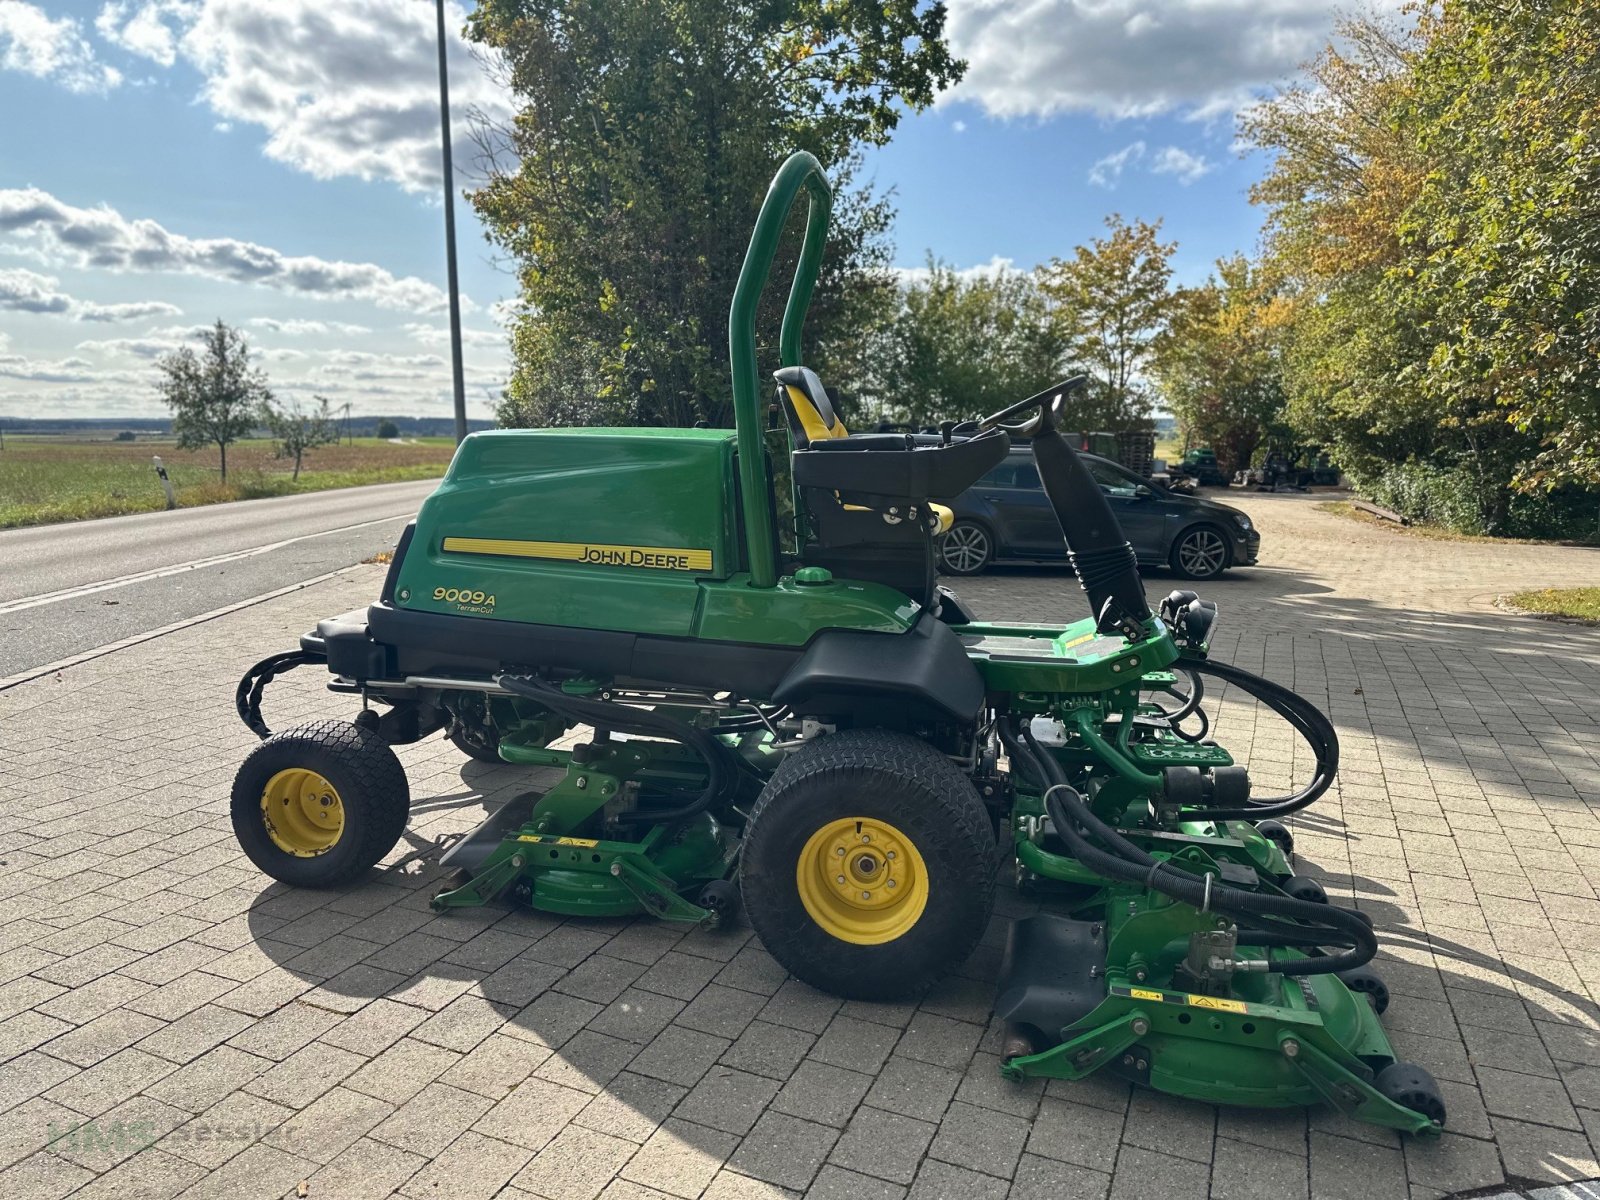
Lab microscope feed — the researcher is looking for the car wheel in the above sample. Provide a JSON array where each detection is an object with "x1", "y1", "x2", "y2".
[
  {"x1": 1170, "y1": 525, "x2": 1231, "y2": 580},
  {"x1": 938, "y1": 521, "x2": 994, "y2": 575}
]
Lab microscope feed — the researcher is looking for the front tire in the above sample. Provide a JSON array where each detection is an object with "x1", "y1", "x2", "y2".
[
  {"x1": 232, "y1": 719, "x2": 410, "y2": 888},
  {"x1": 1170, "y1": 524, "x2": 1231, "y2": 581},
  {"x1": 741, "y1": 729, "x2": 997, "y2": 1000},
  {"x1": 938, "y1": 521, "x2": 994, "y2": 576}
]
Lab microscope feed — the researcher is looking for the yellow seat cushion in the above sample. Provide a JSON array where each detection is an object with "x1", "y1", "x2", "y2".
[{"x1": 929, "y1": 503, "x2": 954, "y2": 534}]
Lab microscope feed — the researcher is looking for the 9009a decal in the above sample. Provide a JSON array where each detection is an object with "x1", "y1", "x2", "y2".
[{"x1": 432, "y1": 586, "x2": 496, "y2": 613}]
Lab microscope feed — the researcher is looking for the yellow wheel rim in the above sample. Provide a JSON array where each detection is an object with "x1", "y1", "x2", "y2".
[
  {"x1": 260, "y1": 768, "x2": 345, "y2": 857},
  {"x1": 796, "y1": 817, "x2": 928, "y2": 945}
]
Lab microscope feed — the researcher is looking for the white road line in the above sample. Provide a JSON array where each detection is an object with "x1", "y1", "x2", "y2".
[{"x1": 0, "y1": 513, "x2": 407, "y2": 617}]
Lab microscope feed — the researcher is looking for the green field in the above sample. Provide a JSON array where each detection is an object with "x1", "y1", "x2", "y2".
[{"x1": 0, "y1": 434, "x2": 458, "y2": 529}]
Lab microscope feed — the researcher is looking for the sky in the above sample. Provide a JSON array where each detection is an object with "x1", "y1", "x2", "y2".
[{"x1": 0, "y1": 0, "x2": 1350, "y2": 421}]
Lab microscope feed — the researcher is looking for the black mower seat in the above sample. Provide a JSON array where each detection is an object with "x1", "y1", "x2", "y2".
[{"x1": 774, "y1": 365, "x2": 1010, "y2": 501}]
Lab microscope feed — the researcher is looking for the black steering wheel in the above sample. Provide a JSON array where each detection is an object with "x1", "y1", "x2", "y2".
[{"x1": 978, "y1": 376, "x2": 1088, "y2": 438}]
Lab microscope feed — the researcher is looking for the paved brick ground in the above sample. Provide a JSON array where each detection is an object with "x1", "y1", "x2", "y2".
[{"x1": 1, "y1": 493, "x2": 1597, "y2": 1199}]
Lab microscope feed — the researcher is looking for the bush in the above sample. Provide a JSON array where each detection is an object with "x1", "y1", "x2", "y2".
[
  {"x1": 375, "y1": 419, "x2": 400, "y2": 439},
  {"x1": 114, "y1": 430, "x2": 137, "y2": 441},
  {"x1": 1356, "y1": 461, "x2": 1600, "y2": 540}
]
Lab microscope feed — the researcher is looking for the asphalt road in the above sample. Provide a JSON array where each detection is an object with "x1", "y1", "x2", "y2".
[{"x1": 0, "y1": 479, "x2": 439, "y2": 679}]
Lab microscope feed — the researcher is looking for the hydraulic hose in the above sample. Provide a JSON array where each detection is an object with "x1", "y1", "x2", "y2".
[
  {"x1": 1001, "y1": 720, "x2": 1376, "y2": 976},
  {"x1": 1181, "y1": 659, "x2": 1339, "y2": 821},
  {"x1": 498, "y1": 675, "x2": 738, "y2": 826}
]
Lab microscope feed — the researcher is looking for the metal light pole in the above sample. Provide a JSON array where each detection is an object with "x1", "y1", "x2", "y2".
[{"x1": 434, "y1": 0, "x2": 469, "y2": 445}]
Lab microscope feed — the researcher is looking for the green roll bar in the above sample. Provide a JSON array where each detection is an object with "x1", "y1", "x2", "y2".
[{"x1": 728, "y1": 151, "x2": 833, "y2": 588}]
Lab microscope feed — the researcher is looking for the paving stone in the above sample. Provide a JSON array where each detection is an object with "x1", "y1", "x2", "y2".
[
  {"x1": 587, "y1": 987, "x2": 687, "y2": 1045},
  {"x1": 620, "y1": 1117, "x2": 739, "y2": 1199},
  {"x1": 159, "y1": 1088, "x2": 294, "y2": 1170},
  {"x1": 440, "y1": 1030, "x2": 553, "y2": 1099},
  {"x1": 894, "y1": 1013, "x2": 984, "y2": 1071},
  {"x1": 631, "y1": 1024, "x2": 733, "y2": 1087},
  {"x1": 675, "y1": 984, "x2": 768, "y2": 1038},
  {"x1": 829, "y1": 1106, "x2": 938, "y2": 1185},
  {"x1": 863, "y1": 1054, "x2": 963, "y2": 1123},
  {"x1": 1307, "y1": 1131, "x2": 1408, "y2": 1200},
  {"x1": 301, "y1": 1135, "x2": 427, "y2": 1200},
  {"x1": 511, "y1": 1124, "x2": 643, "y2": 1200},
  {"x1": 474, "y1": 1076, "x2": 593, "y2": 1151},
  {"x1": 771, "y1": 1059, "x2": 873, "y2": 1128},
  {"x1": 1476, "y1": 1064, "x2": 1583, "y2": 1128},
  {"x1": 346, "y1": 1036, "x2": 460, "y2": 1103},
  {"x1": 370, "y1": 1081, "x2": 495, "y2": 1157},
  {"x1": 69, "y1": 1146, "x2": 206, "y2": 1200},
  {"x1": 674, "y1": 1066, "x2": 781, "y2": 1135},
  {"x1": 1121, "y1": 1088, "x2": 1218, "y2": 1164},
  {"x1": 1209, "y1": 1136, "x2": 1309, "y2": 1200},
  {"x1": 1008, "y1": 1152, "x2": 1112, "y2": 1200},
  {"x1": 400, "y1": 1129, "x2": 534, "y2": 1199},
  {"x1": 43, "y1": 1046, "x2": 175, "y2": 1117},
  {"x1": 810, "y1": 1013, "x2": 901, "y2": 1074},
  {"x1": 906, "y1": 1158, "x2": 1009, "y2": 1200},
  {"x1": 636, "y1": 952, "x2": 725, "y2": 1003},
  {"x1": 142, "y1": 1044, "x2": 270, "y2": 1113},
  {"x1": 807, "y1": 1164, "x2": 907, "y2": 1200},
  {"x1": 926, "y1": 1099, "x2": 1030, "y2": 1180},
  {"x1": 318, "y1": 996, "x2": 429, "y2": 1056},
  {"x1": 757, "y1": 979, "x2": 843, "y2": 1034},
  {"x1": 1404, "y1": 1130, "x2": 1507, "y2": 1196},
  {"x1": 1493, "y1": 1116, "x2": 1600, "y2": 1184},
  {"x1": 726, "y1": 1109, "x2": 839, "y2": 1190},
  {"x1": 262, "y1": 1084, "x2": 391, "y2": 1165},
  {"x1": 1025, "y1": 1096, "x2": 1126, "y2": 1172},
  {"x1": 575, "y1": 1071, "x2": 688, "y2": 1144},
  {"x1": 1106, "y1": 1146, "x2": 1209, "y2": 1200},
  {"x1": 534, "y1": 1028, "x2": 640, "y2": 1093},
  {"x1": 243, "y1": 1040, "x2": 365, "y2": 1108},
  {"x1": 720, "y1": 1020, "x2": 814, "y2": 1081},
  {"x1": 953, "y1": 1051, "x2": 1044, "y2": 1119},
  {"x1": 507, "y1": 989, "x2": 604, "y2": 1050}
]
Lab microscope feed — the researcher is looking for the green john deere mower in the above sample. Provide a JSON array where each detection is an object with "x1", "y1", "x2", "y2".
[{"x1": 232, "y1": 152, "x2": 1444, "y2": 1135}]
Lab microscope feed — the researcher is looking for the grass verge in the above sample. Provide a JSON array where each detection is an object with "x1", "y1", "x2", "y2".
[
  {"x1": 1502, "y1": 588, "x2": 1600, "y2": 623},
  {"x1": 1316, "y1": 500, "x2": 1597, "y2": 546},
  {"x1": 0, "y1": 436, "x2": 456, "y2": 529}
]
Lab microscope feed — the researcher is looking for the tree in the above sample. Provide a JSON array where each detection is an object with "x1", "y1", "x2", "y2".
[
  {"x1": 156, "y1": 320, "x2": 270, "y2": 483},
  {"x1": 265, "y1": 396, "x2": 338, "y2": 480},
  {"x1": 1038, "y1": 216, "x2": 1176, "y2": 429},
  {"x1": 375, "y1": 419, "x2": 400, "y2": 439},
  {"x1": 873, "y1": 260, "x2": 1067, "y2": 428},
  {"x1": 467, "y1": 0, "x2": 963, "y2": 429},
  {"x1": 1243, "y1": 6, "x2": 1600, "y2": 535},
  {"x1": 1154, "y1": 256, "x2": 1289, "y2": 476}
]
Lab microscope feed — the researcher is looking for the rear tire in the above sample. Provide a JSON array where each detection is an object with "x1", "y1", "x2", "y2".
[
  {"x1": 938, "y1": 521, "x2": 994, "y2": 576},
  {"x1": 741, "y1": 729, "x2": 997, "y2": 1000},
  {"x1": 232, "y1": 719, "x2": 410, "y2": 888}
]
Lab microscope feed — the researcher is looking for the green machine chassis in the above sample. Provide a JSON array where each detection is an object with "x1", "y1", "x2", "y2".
[{"x1": 231, "y1": 152, "x2": 1445, "y2": 1137}]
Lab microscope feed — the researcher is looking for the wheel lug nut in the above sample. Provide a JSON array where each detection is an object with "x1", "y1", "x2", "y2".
[
  {"x1": 887, "y1": 879, "x2": 896, "y2": 889},
  {"x1": 835, "y1": 847, "x2": 845, "y2": 856},
  {"x1": 861, "y1": 891, "x2": 871, "y2": 900},
  {"x1": 886, "y1": 851, "x2": 896, "y2": 860},
  {"x1": 836, "y1": 875, "x2": 846, "y2": 884}
]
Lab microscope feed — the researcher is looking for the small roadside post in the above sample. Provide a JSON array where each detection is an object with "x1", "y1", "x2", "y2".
[{"x1": 152, "y1": 455, "x2": 177, "y2": 510}]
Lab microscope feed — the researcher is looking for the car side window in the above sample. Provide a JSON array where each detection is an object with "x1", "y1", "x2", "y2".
[
  {"x1": 977, "y1": 461, "x2": 1040, "y2": 489},
  {"x1": 1086, "y1": 459, "x2": 1140, "y2": 498}
]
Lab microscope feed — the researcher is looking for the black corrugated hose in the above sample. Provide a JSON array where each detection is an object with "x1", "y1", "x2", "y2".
[{"x1": 1000, "y1": 720, "x2": 1375, "y2": 976}]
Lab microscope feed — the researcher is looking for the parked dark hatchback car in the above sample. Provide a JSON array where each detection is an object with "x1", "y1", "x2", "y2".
[{"x1": 936, "y1": 450, "x2": 1260, "y2": 580}]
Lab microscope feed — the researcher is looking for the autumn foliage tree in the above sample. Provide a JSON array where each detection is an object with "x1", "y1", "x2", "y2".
[
  {"x1": 467, "y1": 0, "x2": 964, "y2": 429},
  {"x1": 1155, "y1": 256, "x2": 1289, "y2": 477},
  {"x1": 1038, "y1": 216, "x2": 1176, "y2": 430},
  {"x1": 1245, "y1": 2, "x2": 1600, "y2": 535}
]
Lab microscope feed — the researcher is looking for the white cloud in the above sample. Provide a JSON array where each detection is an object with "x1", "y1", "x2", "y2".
[
  {"x1": 95, "y1": 1, "x2": 197, "y2": 68},
  {"x1": 1149, "y1": 145, "x2": 1215, "y2": 184},
  {"x1": 76, "y1": 299, "x2": 185, "y2": 322},
  {"x1": 0, "y1": 2, "x2": 121, "y2": 93},
  {"x1": 0, "y1": 266, "x2": 181, "y2": 322},
  {"x1": 0, "y1": 267, "x2": 73, "y2": 315},
  {"x1": 1089, "y1": 141, "x2": 1146, "y2": 188},
  {"x1": 892, "y1": 255, "x2": 1021, "y2": 288},
  {"x1": 402, "y1": 321, "x2": 503, "y2": 348},
  {"x1": 0, "y1": 188, "x2": 453, "y2": 312},
  {"x1": 250, "y1": 317, "x2": 372, "y2": 336},
  {"x1": 945, "y1": 0, "x2": 1351, "y2": 121},
  {"x1": 75, "y1": 335, "x2": 190, "y2": 358},
  {"x1": 0, "y1": 352, "x2": 130, "y2": 383},
  {"x1": 93, "y1": 0, "x2": 510, "y2": 194}
]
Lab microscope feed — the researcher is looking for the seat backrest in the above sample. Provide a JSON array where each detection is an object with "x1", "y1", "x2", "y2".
[{"x1": 774, "y1": 366, "x2": 847, "y2": 446}]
